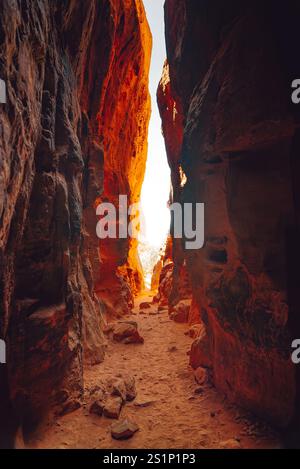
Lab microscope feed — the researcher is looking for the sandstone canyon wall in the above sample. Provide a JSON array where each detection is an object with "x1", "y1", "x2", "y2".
[
  {"x1": 159, "y1": 0, "x2": 300, "y2": 428},
  {"x1": 0, "y1": 0, "x2": 151, "y2": 446}
]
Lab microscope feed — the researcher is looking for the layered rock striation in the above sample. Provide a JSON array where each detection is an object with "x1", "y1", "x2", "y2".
[
  {"x1": 158, "y1": 0, "x2": 300, "y2": 428},
  {"x1": 0, "y1": 0, "x2": 151, "y2": 446}
]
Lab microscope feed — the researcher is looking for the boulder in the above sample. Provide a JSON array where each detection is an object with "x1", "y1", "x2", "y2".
[
  {"x1": 170, "y1": 300, "x2": 191, "y2": 323},
  {"x1": 90, "y1": 400, "x2": 105, "y2": 417},
  {"x1": 111, "y1": 419, "x2": 139, "y2": 440},
  {"x1": 123, "y1": 375, "x2": 137, "y2": 402},
  {"x1": 103, "y1": 396, "x2": 123, "y2": 419},
  {"x1": 112, "y1": 321, "x2": 144, "y2": 344},
  {"x1": 108, "y1": 378, "x2": 127, "y2": 402}
]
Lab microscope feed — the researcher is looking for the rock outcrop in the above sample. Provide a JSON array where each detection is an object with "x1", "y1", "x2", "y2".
[
  {"x1": 154, "y1": 236, "x2": 192, "y2": 310},
  {"x1": 158, "y1": 0, "x2": 300, "y2": 428},
  {"x1": 0, "y1": 0, "x2": 151, "y2": 446}
]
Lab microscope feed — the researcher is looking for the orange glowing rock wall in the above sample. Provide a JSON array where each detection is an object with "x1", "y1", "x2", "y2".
[
  {"x1": 85, "y1": 0, "x2": 152, "y2": 317},
  {"x1": 159, "y1": 0, "x2": 300, "y2": 427},
  {"x1": 0, "y1": 0, "x2": 151, "y2": 445}
]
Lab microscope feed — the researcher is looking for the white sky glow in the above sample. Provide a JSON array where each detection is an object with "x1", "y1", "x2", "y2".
[{"x1": 140, "y1": 0, "x2": 170, "y2": 250}]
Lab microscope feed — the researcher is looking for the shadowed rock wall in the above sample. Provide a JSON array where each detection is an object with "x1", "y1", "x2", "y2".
[
  {"x1": 0, "y1": 0, "x2": 151, "y2": 446},
  {"x1": 159, "y1": 0, "x2": 300, "y2": 428}
]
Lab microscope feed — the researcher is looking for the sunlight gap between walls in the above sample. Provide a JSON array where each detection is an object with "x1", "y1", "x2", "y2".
[{"x1": 138, "y1": 0, "x2": 171, "y2": 289}]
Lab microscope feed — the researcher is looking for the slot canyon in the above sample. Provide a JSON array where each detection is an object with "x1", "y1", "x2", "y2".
[{"x1": 0, "y1": 0, "x2": 300, "y2": 450}]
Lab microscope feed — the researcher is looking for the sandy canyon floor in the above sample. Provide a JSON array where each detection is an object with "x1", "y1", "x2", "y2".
[{"x1": 27, "y1": 295, "x2": 281, "y2": 449}]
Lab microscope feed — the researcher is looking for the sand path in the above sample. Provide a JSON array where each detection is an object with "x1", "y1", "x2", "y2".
[{"x1": 27, "y1": 295, "x2": 280, "y2": 449}]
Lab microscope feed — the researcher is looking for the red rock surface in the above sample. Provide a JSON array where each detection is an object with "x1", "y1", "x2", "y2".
[
  {"x1": 0, "y1": 0, "x2": 151, "y2": 446},
  {"x1": 153, "y1": 236, "x2": 192, "y2": 310},
  {"x1": 158, "y1": 0, "x2": 300, "y2": 428},
  {"x1": 89, "y1": 0, "x2": 151, "y2": 317}
]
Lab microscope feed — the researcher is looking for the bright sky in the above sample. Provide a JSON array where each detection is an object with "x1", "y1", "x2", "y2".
[{"x1": 140, "y1": 0, "x2": 170, "y2": 249}]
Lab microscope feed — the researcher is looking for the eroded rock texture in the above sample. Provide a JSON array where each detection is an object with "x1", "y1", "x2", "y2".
[
  {"x1": 0, "y1": 0, "x2": 150, "y2": 446},
  {"x1": 159, "y1": 0, "x2": 300, "y2": 428},
  {"x1": 91, "y1": 0, "x2": 151, "y2": 317}
]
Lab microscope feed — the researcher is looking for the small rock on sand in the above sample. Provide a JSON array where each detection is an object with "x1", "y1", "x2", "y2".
[
  {"x1": 219, "y1": 439, "x2": 241, "y2": 449},
  {"x1": 103, "y1": 397, "x2": 123, "y2": 419},
  {"x1": 168, "y1": 345, "x2": 178, "y2": 353},
  {"x1": 112, "y1": 322, "x2": 144, "y2": 344},
  {"x1": 123, "y1": 375, "x2": 137, "y2": 401},
  {"x1": 109, "y1": 378, "x2": 127, "y2": 402},
  {"x1": 111, "y1": 420, "x2": 139, "y2": 440},
  {"x1": 139, "y1": 302, "x2": 151, "y2": 309},
  {"x1": 90, "y1": 400, "x2": 105, "y2": 416}
]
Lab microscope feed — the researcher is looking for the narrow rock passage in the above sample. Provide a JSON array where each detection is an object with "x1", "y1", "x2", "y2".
[{"x1": 28, "y1": 295, "x2": 280, "y2": 449}]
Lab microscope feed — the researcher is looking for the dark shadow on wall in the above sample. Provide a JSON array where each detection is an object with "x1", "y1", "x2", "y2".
[
  {"x1": 284, "y1": 129, "x2": 300, "y2": 449},
  {"x1": 270, "y1": 1, "x2": 300, "y2": 448},
  {"x1": 0, "y1": 365, "x2": 18, "y2": 448}
]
